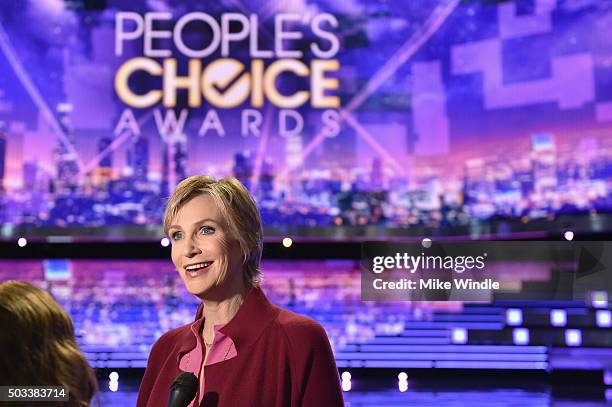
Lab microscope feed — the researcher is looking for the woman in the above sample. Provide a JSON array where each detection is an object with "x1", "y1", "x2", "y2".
[
  {"x1": 0, "y1": 281, "x2": 97, "y2": 406},
  {"x1": 137, "y1": 175, "x2": 343, "y2": 406}
]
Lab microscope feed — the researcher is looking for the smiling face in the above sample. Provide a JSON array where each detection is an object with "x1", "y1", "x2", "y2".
[{"x1": 168, "y1": 194, "x2": 244, "y2": 299}]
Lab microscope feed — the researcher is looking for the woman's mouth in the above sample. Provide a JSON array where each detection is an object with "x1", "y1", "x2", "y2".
[{"x1": 184, "y1": 261, "x2": 214, "y2": 277}]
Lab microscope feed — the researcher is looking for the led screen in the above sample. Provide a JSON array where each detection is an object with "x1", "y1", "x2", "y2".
[{"x1": 0, "y1": 0, "x2": 610, "y2": 239}]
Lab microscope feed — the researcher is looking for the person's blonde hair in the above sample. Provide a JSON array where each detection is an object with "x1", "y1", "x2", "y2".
[
  {"x1": 164, "y1": 175, "x2": 263, "y2": 287},
  {"x1": 0, "y1": 281, "x2": 97, "y2": 406}
]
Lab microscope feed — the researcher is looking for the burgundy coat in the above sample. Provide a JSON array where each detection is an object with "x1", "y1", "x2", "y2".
[{"x1": 136, "y1": 287, "x2": 344, "y2": 407}]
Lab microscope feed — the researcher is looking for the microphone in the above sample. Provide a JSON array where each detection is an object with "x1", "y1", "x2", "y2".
[{"x1": 167, "y1": 372, "x2": 198, "y2": 407}]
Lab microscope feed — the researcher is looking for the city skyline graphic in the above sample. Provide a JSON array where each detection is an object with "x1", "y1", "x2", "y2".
[{"x1": 0, "y1": 0, "x2": 611, "y2": 239}]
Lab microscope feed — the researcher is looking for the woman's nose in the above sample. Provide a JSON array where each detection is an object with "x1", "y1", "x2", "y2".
[{"x1": 183, "y1": 238, "x2": 202, "y2": 257}]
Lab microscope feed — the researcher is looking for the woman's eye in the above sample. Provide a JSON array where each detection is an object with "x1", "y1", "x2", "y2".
[
  {"x1": 171, "y1": 231, "x2": 183, "y2": 241},
  {"x1": 199, "y1": 226, "x2": 215, "y2": 235}
]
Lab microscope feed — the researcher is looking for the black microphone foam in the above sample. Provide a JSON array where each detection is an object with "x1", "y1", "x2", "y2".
[{"x1": 167, "y1": 372, "x2": 198, "y2": 407}]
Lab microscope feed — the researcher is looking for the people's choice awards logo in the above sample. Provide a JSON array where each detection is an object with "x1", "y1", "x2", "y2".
[{"x1": 113, "y1": 12, "x2": 341, "y2": 139}]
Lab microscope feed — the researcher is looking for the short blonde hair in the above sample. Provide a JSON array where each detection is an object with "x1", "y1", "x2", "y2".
[{"x1": 164, "y1": 175, "x2": 263, "y2": 287}]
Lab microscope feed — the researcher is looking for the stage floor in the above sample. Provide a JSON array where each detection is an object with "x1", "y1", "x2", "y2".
[{"x1": 96, "y1": 373, "x2": 611, "y2": 406}]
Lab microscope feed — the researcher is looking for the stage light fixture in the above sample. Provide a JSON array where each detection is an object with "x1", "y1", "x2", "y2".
[
  {"x1": 596, "y1": 310, "x2": 611, "y2": 328},
  {"x1": 550, "y1": 309, "x2": 567, "y2": 327},
  {"x1": 109, "y1": 381, "x2": 118, "y2": 392},
  {"x1": 341, "y1": 371, "x2": 352, "y2": 391},
  {"x1": 282, "y1": 237, "x2": 293, "y2": 248},
  {"x1": 506, "y1": 309, "x2": 522, "y2": 326},
  {"x1": 341, "y1": 380, "x2": 351, "y2": 392},
  {"x1": 513, "y1": 328, "x2": 529, "y2": 345},
  {"x1": 451, "y1": 328, "x2": 467, "y2": 344},
  {"x1": 591, "y1": 291, "x2": 608, "y2": 308},
  {"x1": 17, "y1": 237, "x2": 27, "y2": 247},
  {"x1": 565, "y1": 329, "x2": 582, "y2": 347},
  {"x1": 604, "y1": 370, "x2": 612, "y2": 386}
]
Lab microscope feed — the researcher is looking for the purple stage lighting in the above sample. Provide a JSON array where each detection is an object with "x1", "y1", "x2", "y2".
[
  {"x1": 341, "y1": 380, "x2": 351, "y2": 392},
  {"x1": 604, "y1": 370, "x2": 612, "y2": 386},
  {"x1": 451, "y1": 328, "x2": 468, "y2": 344},
  {"x1": 550, "y1": 309, "x2": 567, "y2": 327},
  {"x1": 591, "y1": 291, "x2": 608, "y2": 308},
  {"x1": 565, "y1": 329, "x2": 582, "y2": 347},
  {"x1": 512, "y1": 328, "x2": 530, "y2": 345},
  {"x1": 506, "y1": 309, "x2": 523, "y2": 326},
  {"x1": 596, "y1": 310, "x2": 611, "y2": 328}
]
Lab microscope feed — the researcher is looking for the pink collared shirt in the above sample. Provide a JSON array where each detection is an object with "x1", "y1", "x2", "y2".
[{"x1": 178, "y1": 312, "x2": 237, "y2": 406}]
